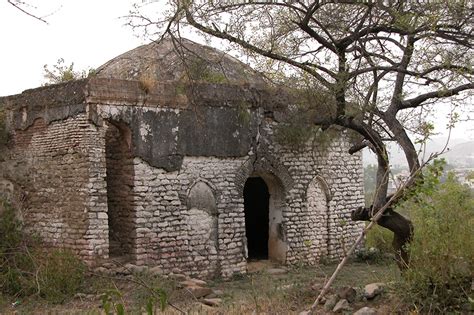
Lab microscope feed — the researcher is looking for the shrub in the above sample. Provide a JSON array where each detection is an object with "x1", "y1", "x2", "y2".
[
  {"x1": 38, "y1": 249, "x2": 86, "y2": 303},
  {"x1": 397, "y1": 170, "x2": 474, "y2": 313},
  {"x1": 0, "y1": 199, "x2": 85, "y2": 303},
  {"x1": 365, "y1": 224, "x2": 393, "y2": 255}
]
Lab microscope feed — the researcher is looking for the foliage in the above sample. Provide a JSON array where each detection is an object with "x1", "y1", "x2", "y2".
[
  {"x1": 101, "y1": 289, "x2": 126, "y2": 315},
  {"x1": 364, "y1": 164, "x2": 377, "y2": 206},
  {"x1": 396, "y1": 164, "x2": 474, "y2": 313},
  {"x1": 38, "y1": 250, "x2": 86, "y2": 303},
  {"x1": 185, "y1": 57, "x2": 227, "y2": 83},
  {"x1": 138, "y1": 74, "x2": 156, "y2": 94},
  {"x1": 274, "y1": 120, "x2": 315, "y2": 149},
  {"x1": 237, "y1": 101, "x2": 251, "y2": 126},
  {"x1": 43, "y1": 58, "x2": 95, "y2": 85},
  {"x1": 312, "y1": 127, "x2": 339, "y2": 153},
  {"x1": 364, "y1": 225, "x2": 393, "y2": 256},
  {"x1": 0, "y1": 199, "x2": 85, "y2": 303}
]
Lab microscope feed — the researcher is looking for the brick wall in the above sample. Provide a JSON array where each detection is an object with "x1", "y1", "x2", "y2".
[{"x1": 6, "y1": 114, "x2": 108, "y2": 264}]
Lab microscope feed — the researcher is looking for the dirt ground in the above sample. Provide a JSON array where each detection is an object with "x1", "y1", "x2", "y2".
[{"x1": 0, "y1": 260, "x2": 405, "y2": 314}]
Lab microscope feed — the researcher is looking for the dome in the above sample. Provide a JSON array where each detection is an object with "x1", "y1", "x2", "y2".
[{"x1": 95, "y1": 38, "x2": 267, "y2": 88}]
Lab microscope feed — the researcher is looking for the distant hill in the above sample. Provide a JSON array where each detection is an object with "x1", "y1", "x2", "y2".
[
  {"x1": 363, "y1": 138, "x2": 474, "y2": 168},
  {"x1": 443, "y1": 141, "x2": 474, "y2": 167}
]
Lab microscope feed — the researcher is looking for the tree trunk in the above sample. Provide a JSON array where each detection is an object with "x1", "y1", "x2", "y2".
[{"x1": 351, "y1": 205, "x2": 413, "y2": 270}]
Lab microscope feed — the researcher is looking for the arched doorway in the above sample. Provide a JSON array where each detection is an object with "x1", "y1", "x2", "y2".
[
  {"x1": 244, "y1": 177, "x2": 270, "y2": 259},
  {"x1": 243, "y1": 175, "x2": 287, "y2": 262}
]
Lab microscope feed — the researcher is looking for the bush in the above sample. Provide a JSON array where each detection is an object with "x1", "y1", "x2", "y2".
[
  {"x1": 0, "y1": 200, "x2": 85, "y2": 303},
  {"x1": 38, "y1": 249, "x2": 86, "y2": 303},
  {"x1": 397, "y1": 170, "x2": 474, "y2": 313},
  {"x1": 365, "y1": 224, "x2": 393, "y2": 254}
]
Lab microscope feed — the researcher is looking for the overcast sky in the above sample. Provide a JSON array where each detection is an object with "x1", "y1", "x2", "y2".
[
  {"x1": 0, "y1": 0, "x2": 145, "y2": 95},
  {"x1": 1, "y1": 0, "x2": 472, "y2": 141}
]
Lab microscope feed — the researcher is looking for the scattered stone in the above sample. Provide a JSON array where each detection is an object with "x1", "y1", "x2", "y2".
[
  {"x1": 201, "y1": 298, "x2": 222, "y2": 307},
  {"x1": 323, "y1": 294, "x2": 338, "y2": 311},
  {"x1": 171, "y1": 273, "x2": 187, "y2": 281},
  {"x1": 93, "y1": 267, "x2": 107, "y2": 274},
  {"x1": 212, "y1": 289, "x2": 224, "y2": 297},
  {"x1": 132, "y1": 265, "x2": 147, "y2": 273},
  {"x1": 74, "y1": 293, "x2": 87, "y2": 299},
  {"x1": 337, "y1": 286, "x2": 357, "y2": 303},
  {"x1": 185, "y1": 286, "x2": 213, "y2": 298},
  {"x1": 179, "y1": 280, "x2": 196, "y2": 288},
  {"x1": 298, "y1": 311, "x2": 310, "y2": 315},
  {"x1": 266, "y1": 268, "x2": 287, "y2": 275},
  {"x1": 102, "y1": 262, "x2": 115, "y2": 269},
  {"x1": 115, "y1": 267, "x2": 130, "y2": 275},
  {"x1": 206, "y1": 289, "x2": 224, "y2": 298},
  {"x1": 149, "y1": 266, "x2": 163, "y2": 275},
  {"x1": 179, "y1": 279, "x2": 207, "y2": 288},
  {"x1": 332, "y1": 299, "x2": 351, "y2": 313},
  {"x1": 364, "y1": 283, "x2": 385, "y2": 299},
  {"x1": 124, "y1": 263, "x2": 136, "y2": 271},
  {"x1": 189, "y1": 278, "x2": 207, "y2": 286},
  {"x1": 353, "y1": 306, "x2": 377, "y2": 315}
]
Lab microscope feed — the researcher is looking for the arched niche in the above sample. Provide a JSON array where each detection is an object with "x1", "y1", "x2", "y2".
[
  {"x1": 186, "y1": 181, "x2": 219, "y2": 259},
  {"x1": 187, "y1": 181, "x2": 217, "y2": 215},
  {"x1": 306, "y1": 176, "x2": 331, "y2": 257}
]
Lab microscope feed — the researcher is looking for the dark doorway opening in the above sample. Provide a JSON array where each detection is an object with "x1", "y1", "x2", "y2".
[{"x1": 244, "y1": 177, "x2": 270, "y2": 260}]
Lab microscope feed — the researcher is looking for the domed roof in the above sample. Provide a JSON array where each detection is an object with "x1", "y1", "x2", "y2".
[{"x1": 95, "y1": 38, "x2": 267, "y2": 88}]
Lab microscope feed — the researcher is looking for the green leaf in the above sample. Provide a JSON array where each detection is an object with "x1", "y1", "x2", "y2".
[
  {"x1": 146, "y1": 298, "x2": 154, "y2": 315},
  {"x1": 116, "y1": 303, "x2": 125, "y2": 315}
]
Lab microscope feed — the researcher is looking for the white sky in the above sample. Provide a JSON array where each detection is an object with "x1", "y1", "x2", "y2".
[
  {"x1": 1, "y1": 0, "x2": 472, "y2": 140},
  {"x1": 0, "y1": 0, "x2": 145, "y2": 96}
]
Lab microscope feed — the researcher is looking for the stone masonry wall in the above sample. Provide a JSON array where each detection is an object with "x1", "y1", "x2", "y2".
[
  {"x1": 257, "y1": 114, "x2": 365, "y2": 264},
  {"x1": 5, "y1": 113, "x2": 109, "y2": 264},
  {"x1": 130, "y1": 156, "x2": 248, "y2": 279},
  {"x1": 97, "y1": 104, "x2": 364, "y2": 278}
]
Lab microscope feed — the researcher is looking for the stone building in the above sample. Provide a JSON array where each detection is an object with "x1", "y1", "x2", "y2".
[{"x1": 0, "y1": 39, "x2": 364, "y2": 278}]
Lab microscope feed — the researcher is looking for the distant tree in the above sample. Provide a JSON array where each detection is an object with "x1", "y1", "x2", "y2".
[
  {"x1": 364, "y1": 164, "x2": 377, "y2": 205},
  {"x1": 43, "y1": 58, "x2": 95, "y2": 85}
]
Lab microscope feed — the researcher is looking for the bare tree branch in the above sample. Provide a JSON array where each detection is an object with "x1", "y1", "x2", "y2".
[{"x1": 7, "y1": 0, "x2": 48, "y2": 24}]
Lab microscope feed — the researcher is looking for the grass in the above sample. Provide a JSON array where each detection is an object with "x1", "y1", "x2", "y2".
[{"x1": 1, "y1": 260, "x2": 400, "y2": 314}]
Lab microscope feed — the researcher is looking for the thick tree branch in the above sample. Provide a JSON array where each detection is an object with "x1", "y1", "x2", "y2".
[{"x1": 400, "y1": 83, "x2": 474, "y2": 109}]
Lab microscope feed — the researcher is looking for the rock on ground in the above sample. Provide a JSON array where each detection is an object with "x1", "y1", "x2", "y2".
[
  {"x1": 333, "y1": 299, "x2": 351, "y2": 313},
  {"x1": 184, "y1": 286, "x2": 213, "y2": 298},
  {"x1": 354, "y1": 306, "x2": 377, "y2": 315},
  {"x1": 337, "y1": 286, "x2": 357, "y2": 303},
  {"x1": 323, "y1": 294, "x2": 339, "y2": 311},
  {"x1": 201, "y1": 298, "x2": 222, "y2": 307},
  {"x1": 364, "y1": 282, "x2": 385, "y2": 299}
]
